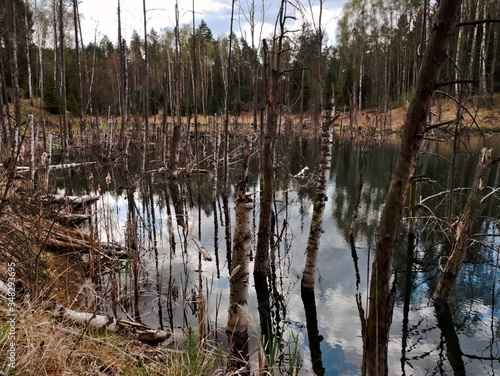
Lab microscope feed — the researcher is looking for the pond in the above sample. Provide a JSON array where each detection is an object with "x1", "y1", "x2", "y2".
[{"x1": 51, "y1": 133, "x2": 500, "y2": 375}]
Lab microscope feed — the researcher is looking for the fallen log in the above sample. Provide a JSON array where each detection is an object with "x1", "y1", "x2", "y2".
[
  {"x1": 39, "y1": 194, "x2": 100, "y2": 208},
  {"x1": 48, "y1": 162, "x2": 97, "y2": 171},
  {"x1": 53, "y1": 212, "x2": 92, "y2": 225},
  {"x1": 0, "y1": 161, "x2": 96, "y2": 173},
  {"x1": 51, "y1": 302, "x2": 171, "y2": 345},
  {"x1": 52, "y1": 302, "x2": 117, "y2": 331}
]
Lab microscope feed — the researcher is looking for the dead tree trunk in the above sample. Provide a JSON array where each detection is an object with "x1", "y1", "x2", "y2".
[
  {"x1": 23, "y1": 0, "x2": 33, "y2": 106},
  {"x1": 226, "y1": 138, "x2": 252, "y2": 372},
  {"x1": 362, "y1": 1, "x2": 463, "y2": 375},
  {"x1": 432, "y1": 148, "x2": 493, "y2": 302},
  {"x1": 169, "y1": 2, "x2": 182, "y2": 177},
  {"x1": 301, "y1": 91, "x2": 335, "y2": 292},
  {"x1": 142, "y1": 0, "x2": 149, "y2": 144},
  {"x1": 73, "y1": 0, "x2": 85, "y2": 139},
  {"x1": 58, "y1": 0, "x2": 68, "y2": 153},
  {"x1": 9, "y1": 0, "x2": 22, "y2": 138}
]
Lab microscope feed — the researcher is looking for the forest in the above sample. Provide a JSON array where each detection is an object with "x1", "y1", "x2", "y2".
[{"x1": 0, "y1": 0, "x2": 499, "y2": 375}]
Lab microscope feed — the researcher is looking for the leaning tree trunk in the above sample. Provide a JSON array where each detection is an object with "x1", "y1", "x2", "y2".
[
  {"x1": 433, "y1": 148, "x2": 493, "y2": 302},
  {"x1": 362, "y1": 1, "x2": 462, "y2": 375},
  {"x1": 226, "y1": 138, "x2": 252, "y2": 372}
]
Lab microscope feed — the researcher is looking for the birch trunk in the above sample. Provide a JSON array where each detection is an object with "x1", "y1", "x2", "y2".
[
  {"x1": 226, "y1": 139, "x2": 252, "y2": 371},
  {"x1": 301, "y1": 92, "x2": 335, "y2": 292},
  {"x1": 10, "y1": 0, "x2": 22, "y2": 136},
  {"x1": 23, "y1": 0, "x2": 33, "y2": 106},
  {"x1": 73, "y1": 0, "x2": 85, "y2": 138},
  {"x1": 58, "y1": 0, "x2": 68, "y2": 153}
]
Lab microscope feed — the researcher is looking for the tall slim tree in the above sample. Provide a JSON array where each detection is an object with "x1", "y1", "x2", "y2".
[
  {"x1": 23, "y1": 0, "x2": 34, "y2": 106},
  {"x1": 143, "y1": 0, "x2": 149, "y2": 143},
  {"x1": 73, "y1": 0, "x2": 85, "y2": 137},
  {"x1": 9, "y1": 0, "x2": 22, "y2": 140},
  {"x1": 58, "y1": 0, "x2": 68, "y2": 153},
  {"x1": 362, "y1": 1, "x2": 462, "y2": 375},
  {"x1": 117, "y1": 0, "x2": 128, "y2": 148},
  {"x1": 254, "y1": 0, "x2": 288, "y2": 341}
]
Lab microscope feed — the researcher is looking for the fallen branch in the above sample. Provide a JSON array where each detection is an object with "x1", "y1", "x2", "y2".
[
  {"x1": 51, "y1": 302, "x2": 171, "y2": 345},
  {"x1": 39, "y1": 194, "x2": 100, "y2": 208}
]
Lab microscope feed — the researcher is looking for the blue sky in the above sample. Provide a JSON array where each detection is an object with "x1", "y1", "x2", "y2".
[{"x1": 78, "y1": 0, "x2": 347, "y2": 46}]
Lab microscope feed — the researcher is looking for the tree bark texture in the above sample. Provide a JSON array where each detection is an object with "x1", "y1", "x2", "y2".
[
  {"x1": 363, "y1": 1, "x2": 462, "y2": 375},
  {"x1": 432, "y1": 148, "x2": 493, "y2": 302},
  {"x1": 226, "y1": 140, "x2": 252, "y2": 371},
  {"x1": 73, "y1": 0, "x2": 85, "y2": 137},
  {"x1": 58, "y1": 0, "x2": 68, "y2": 152},
  {"x1": 301, "y1": 93, "x2": 335, "y2": 292}
]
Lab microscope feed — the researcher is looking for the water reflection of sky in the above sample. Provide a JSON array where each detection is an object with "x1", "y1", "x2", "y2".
[{"x1": 55, "y1": 136, "x2": 500, "y2": 375}]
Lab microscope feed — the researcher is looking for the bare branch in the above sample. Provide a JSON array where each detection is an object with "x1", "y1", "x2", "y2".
[
  {"x1": 435, "y1": 90, "x2": 485, "y2": 143},
  {"x1": 437, "y1": 80, "x2": 476, "y2": 87},
  {"x1": 424, "y1": 119, "x2": 456, "y2": 132},
  {"x1": 456, "y1": 19, "x2": 500, "y2": 28}
]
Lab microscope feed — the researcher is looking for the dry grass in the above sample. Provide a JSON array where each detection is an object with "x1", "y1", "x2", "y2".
[
  {"x1": 0, "y1": 297, "x2": 226, "y2": 375},
  {"x1": 15, "y1": 92, "x2": 500, "y2": 139}
]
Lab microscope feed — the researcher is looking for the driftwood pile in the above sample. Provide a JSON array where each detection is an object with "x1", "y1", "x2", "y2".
[{"x1": 6, "y1": 193, "x2": 129, "y2": 259}]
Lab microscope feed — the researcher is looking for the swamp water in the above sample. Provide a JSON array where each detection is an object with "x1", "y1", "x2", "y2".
[{"x1": 52, "y1": 135, "x2": 500, "y2": 375}]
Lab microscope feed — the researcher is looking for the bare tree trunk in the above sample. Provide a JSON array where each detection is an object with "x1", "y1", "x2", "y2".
[
  {"x1": 9, "y1": 0, "x2": 22, "y2": 137},
  {"x1": 488, "y1": 4, "x2": 498, "y2": 100},
  {"x1": 226, "y1": 138, "x2": 252, "y2": 372},
  {"x1": 0, "y1": 40, "x2": 12, "y2": 142},
  {"x1": 23, "y1": 0, "x2": 34, "y2": 106},
  {"x1": 433, "y1": 148, "x2": 493, "y2": 302},
  {"x1": 301, "y1": 90, "x2": 335, "y2": 292},
  {"x1": 254, "y1": 0, "x2": 288, "y2": 344},
  {"x1": 58, "y1": 0, "x2": 68, "y2": 154},
  {"x1": 0, "y1": 46, "x2": 7, "y2": 145},
  {"x1": 362, "y1": 1, "x2": 462, "y2": 375},
  {"x1": 73, "y1": 0, "x2": 85, "y2": 139},
  {"x1": 479, "y1": 1, "x2": 490, "y2": 108},
  {"x1": 299, "y1": 50, "x2": 306, "y2": 138},
  {"x1": 223, "y1": 0, "x2": 236, "y2": 198},
  {"x1": 169, "y1": 2, "x2": 182, "y2": 177},
  {"x1": 143, "y1": 0, "x2": 149, "y2": 144}
]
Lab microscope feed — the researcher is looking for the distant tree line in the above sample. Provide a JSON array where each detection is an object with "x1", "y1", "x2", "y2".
[{"x1": 0, "y1": 0, "x2": 498, "y2": 134}]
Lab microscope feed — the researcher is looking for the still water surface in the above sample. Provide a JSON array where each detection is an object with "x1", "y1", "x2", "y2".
[{"x1": 55, "y1": 135, "x2": 500, "y2": 375}]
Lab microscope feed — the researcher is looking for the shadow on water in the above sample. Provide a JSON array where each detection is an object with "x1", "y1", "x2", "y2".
[{"x1": 433, "y1": 298, "x2": 466, "y2": 376}]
